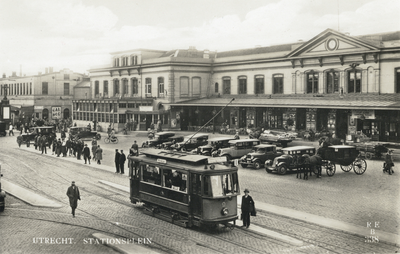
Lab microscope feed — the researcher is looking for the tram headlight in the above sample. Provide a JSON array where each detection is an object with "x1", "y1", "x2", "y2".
[{"x1": 221, "y1": 207, "x2": 229, "y2": 216}]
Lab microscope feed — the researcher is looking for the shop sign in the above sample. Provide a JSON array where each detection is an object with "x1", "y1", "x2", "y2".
[
  {"x1": 52, "y1": 107, "x2": 62, "y2": 119},
  {"x1": 34, "y1": 106, "x2": 44, "y2": 110},
  {"x1": 352, "y1": 110, "x2": 375, "y2": 119},
  {"x1": 139, "y1": 106, "x2": 153, "y2": 112}
]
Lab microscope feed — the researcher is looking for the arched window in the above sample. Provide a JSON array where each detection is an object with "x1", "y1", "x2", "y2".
[
  {"x1": 180, "y1": 77, "x2": 189, "y2": 97},
  {"x1": 132, "y1": 78, "x2": 138, "y2": 95},
  {"x1": 158, "y1": 77, "x2": 164, "y2": 97},
  {"x1": 122, "y1": 79, "x2": 128, "y2": 95},
  {"x1": 63, "y1": 108, "x2": 70, "y2": 119},
  {"x1": 255, "y1": 75, "x2": 264, "y2": 94},
  {"x1": 306, "y1": 71, "x2": 319, "y2": 94},
  {"x1": 223, "y1": 77, "x2": 231, "y2": 95},
  {"x1": 326, "y1": 70, "x2": 339, "y2": 94},
  {"x1": 114, "y1": 79, "x2": 120, "y2": 96},
  {"x1": 347, "y1": 69, "x2": 361, "y2": 93},
  {"x1": 95, "y1": 81, "x2": 100, "y2": 96},
  {"x1": 215, "y1": 82, "x2": 219, "y2": 93},
  {"x1": 238, "y1": 76, "x2": 247, "y2": 94},
  {"x1": 192, "y1": 77, "x2": 201, "y2": 96},
  {"x1": 273, "y1": 74, "x2": 284, "y2": 94},
  {"x1": 103, "y1": 80, "x2": 109, "y2": 97}
]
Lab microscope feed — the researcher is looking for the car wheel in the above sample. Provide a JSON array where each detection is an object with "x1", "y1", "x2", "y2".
[
  {"x1": 277, "y1": 164, "x2": 288, "y2": 175},
  {"x1": 254, "y1": 161, "x2": 262, "y2": 169},
  {"x1": 241, "y1": 164, "x2": 248, "y2": 168}
]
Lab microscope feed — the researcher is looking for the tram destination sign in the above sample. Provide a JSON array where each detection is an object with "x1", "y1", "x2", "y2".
[{"x1": 207, "y1": 157, "x2": 227, "y2": 164}]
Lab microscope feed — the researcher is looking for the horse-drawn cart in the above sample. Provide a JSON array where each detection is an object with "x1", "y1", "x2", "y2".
[
  {"x1": 319, "y1": 145, "x2": 367, "y2": 176},
  {"x1": 353, "y1": 142, "x2": 388, "y2": 160}
]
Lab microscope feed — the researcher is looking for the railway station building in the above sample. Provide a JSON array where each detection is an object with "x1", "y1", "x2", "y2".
[{"x1": 74, "y1": 29, "x2": 400, "y2": 142}]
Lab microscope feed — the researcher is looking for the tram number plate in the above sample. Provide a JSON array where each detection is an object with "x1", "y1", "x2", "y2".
[{"x1": 157, "y1": 158, "x2": 167, "y2": 164}]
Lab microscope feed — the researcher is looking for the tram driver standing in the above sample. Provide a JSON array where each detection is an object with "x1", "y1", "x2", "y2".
[{"x1": 241, "y1": 188, "x2": 255, "y2": 228}]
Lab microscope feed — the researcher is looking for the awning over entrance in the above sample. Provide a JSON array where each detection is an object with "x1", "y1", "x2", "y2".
[{"x1": 169, "y1": 94, "x2": 400, "y2": 110}]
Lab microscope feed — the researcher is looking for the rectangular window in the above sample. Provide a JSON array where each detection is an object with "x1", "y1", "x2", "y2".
[
  {"x1": 215, "y1": 82, "x2": 219, "y2": 93},
  {"x1": 223, "y1": 78, "x2": 231, "y2": 95},
  {"x1": 132, "y1": 79, "x2": 138, "y2": 95},
  {"x1": 122, "y1": 79, "x2": 128, "y2": 95},
  {"x1": 64, "y1": 74, "x2": 70, "y2": 80},
  {"x1": 348, "y1": 71, "x2": 361, "y2": 93},
  {"x1": 158, "y1": 77, "x2": 164, "y2": 97},
  {"x1": 64, "y1": 83, "x2": 69, "y2": 95},
  {"x1": 238, "y1": 77, "x2": 247, "y2": 94},
  {"x1": 42, "y1": 82, "x2": 48, "y2": 95},
  {"x1": 273, "y1": 74, "x2": 284, "y2": 94},
  {"x1": 145, "y1": 78, "x2": 152, "y2": 95},
  {"x1": 396, "y1": 69, "x2": 400, "y2": 93},
  {"x1": 95, "y1": 81, "x2": 100, "y2": 96},
  {"x1": 119, "y1": 114, "x2": 126, "y2": 124},
  {"x1": 255, "y1": 76, "x2": 264, "y2": 94},
  {"x1": 142, "y1": 164, "x2": 161, "y2": 185},
  {"x1": 192, "y1": 77, "x2": 201, "y2": 96},
  {"x1": 180, "y1": 77, "x2": 189, "y2": 97}
]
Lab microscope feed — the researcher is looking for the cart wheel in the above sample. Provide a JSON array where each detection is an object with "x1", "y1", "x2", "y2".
[
  {"x1": 365, "y1": 152, "x2": 373, "y2": 160},
  {"x1": 277, "y1": 164, "x2": 287, "y2": 175},
  {"x1": 353, "y1": 159, "x2": 367, "y2": 175},
  {"x1": 325, "y1": 162, "x2": 336, "y2": 177},
  {"x1": 340, "y1": 164, "x2": 352, "y2": 172},
  {"x1": 104, "y1": 138, "x2": 110, "y2": 144}
]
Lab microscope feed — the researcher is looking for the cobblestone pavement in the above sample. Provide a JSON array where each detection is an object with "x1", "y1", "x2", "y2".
[{"x1": 1, "y1": 132, "x2": 399, "y2": 253}]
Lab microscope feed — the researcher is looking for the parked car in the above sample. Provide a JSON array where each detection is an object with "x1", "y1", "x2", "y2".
[
  {"x1": 240, "y1": 144, "x2": 282, "y2": 169},
  {"x1": 196, "y1": 137, "x2": 236, "y2": 156},
  {"x1": 21, "y1": 126, "x2": 56, "y2": 147},
  {"x1": 161, "y1": 135, "x2": 184, "y2": 150},
  {"x1": 216, "y1": 139, "x2": 260, "y2": 161},
  {"x1": 265, "y1": 146, "x2": 316, "y2": 175},
  {"x1": 174, "y1": 133, "x2": 209, "y2": 151},
  {"x1": 259, "y1": 130, "x2": 293, "y2": 147},
  {"x1": 142, "y1": 132, "x2": 176, "y2": 148},
  {"x1": 69, "y1": 126, "x2": 101, "y2": 141}
]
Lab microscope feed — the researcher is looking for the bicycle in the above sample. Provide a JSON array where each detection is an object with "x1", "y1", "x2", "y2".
[{"x1": 104, "y1": 136, "x2": 119, "y2": 144}]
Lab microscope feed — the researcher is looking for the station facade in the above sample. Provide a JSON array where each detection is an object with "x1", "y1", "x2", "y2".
[{"x1": 74, "y1": 29, "x2": 400, "y2": 142}]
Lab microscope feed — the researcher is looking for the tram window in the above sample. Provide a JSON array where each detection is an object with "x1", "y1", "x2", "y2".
[
  {"x1": 142, "y1": 164, "x2": 161, "y2": 185},
  {"x1": 164, "y1": 170, "x2": 187, "y2": 192},
  {"x1": 191, "y1": 174, "x2": 201, "y2": 195}
]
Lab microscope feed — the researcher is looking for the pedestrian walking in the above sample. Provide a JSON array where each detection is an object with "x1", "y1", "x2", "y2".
[
  {"x1": 114, "y1": 149, "x2": 121, "y2": 173},
  {"x1": 17, "y1": 132, "x2": 23, "y2": 147},
  {"x1": 61, "y1": 138, "x2": 67, "y2": 157},
  {"x1": 95, "y1": 145, "x2": 103, "y2": 164},
  {"x1": 66, "y1": 181, "x2": 80, "y2": 217},
  {"x1": 119, "y1": 150, "x2": 126, "y2": 174},
  {"x1": 241, "y1": 188, "x2": 255, "y2": 228},
  {"x1": 56, "y1": 138, "x2": 62, "y2": 157},
  {"x1": 384, "y1": 150, "x2": 395, "y2": 175},
  {"x1": 9, "y1": 124, "x2": 14, "y2": 136},
  {"x1": 52, "y1": 138, "x2": 57, "y2": 155},
  {"x1": 66, "y1": 138, "x2": 72, "y2": 156},
  {"x1": 83, "y1": 144, "x2": 91, "y2": 164},
  {"x1": 40, "y1": 135, "x2": 47, "y2": 154},
  {"x1": 76, "y1": 138, "x2": 84, "y2": 160},
  {"x1": 91, "y1": 137, "x2": 98, "y2": 162}
]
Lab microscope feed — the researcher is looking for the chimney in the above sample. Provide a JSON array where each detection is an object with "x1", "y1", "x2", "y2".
[{"x1": 45, "y1": 68, "x2": 48, "y2": 74}]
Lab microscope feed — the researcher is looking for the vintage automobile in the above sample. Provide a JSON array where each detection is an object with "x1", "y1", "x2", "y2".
[
  {"x1": 69, "y1": 126, "x2": 101, "y2": 141},
  {"x1": 259, "y1": 130, "x2": 293, "y2": 147},
  {"x1": 216, "y1": 139, "x2": 260, "y2": 161},
  {"x1": 196, "y1": 137, "x2": 236, "y2": 156},
  {"x1": 160, "y1": 135, "x2": 185, "y2": 150},
  {"x1": 265, "y1": 146, "x2": 316, "y2": 175},
  {"x1": 142, "y1": 132, "x2": 176, "y2": 148},
  {"x1": 21, "y1": 126, "x2": 56, "y2": 147},
  {"x1": 0, "y1": 121, "x2": 6, "y2": 136},
  {"x1": 240, "y1": 144, "x2": 282, "y2": 169},
  {"x1": 174, "y1": 133, "x2": 209, "y2": 151}
]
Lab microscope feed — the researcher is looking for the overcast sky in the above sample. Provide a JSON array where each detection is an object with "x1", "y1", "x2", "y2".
[{"x1": 0, "y1": 0, "x2": 399, "y2": 76}]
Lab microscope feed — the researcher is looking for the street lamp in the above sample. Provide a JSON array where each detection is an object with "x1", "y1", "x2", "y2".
[{"x1": 1, "y1": 84, "x2": 10, "y2": 122}]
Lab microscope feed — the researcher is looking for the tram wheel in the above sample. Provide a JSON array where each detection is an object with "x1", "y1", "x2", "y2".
[{"x1": 353, "y1": 159, "x2": 367, "y2": 175}]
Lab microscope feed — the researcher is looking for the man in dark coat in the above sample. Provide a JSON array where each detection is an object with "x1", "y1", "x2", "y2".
[
  {"x1": 114, "y1": 149, "x2": 121, "y2": 173},
  {"x1": 83, "y1": 144, "x2": 91, "y2": 164},
  {"x1": 76, "y1": 138, "x2": 84, "y2": 160},
  {"x1": 241, "y1": 188, "x2": 255, "y2": 228},
  {"x1": 66, "y1": 181, "x2": 80, "y2": 217},
  {"x1": 56, "y1": 138, "x2": 62, "y2": 157},
  {"x1": 119, "y1": 150, "x2": 126, "y2": 174},
  {"x1": 40, "y1": 135, "x2": 47, "y2": 154},
  {"x1": 130, "y1": 140, "x2": 139, "y2": 156}
]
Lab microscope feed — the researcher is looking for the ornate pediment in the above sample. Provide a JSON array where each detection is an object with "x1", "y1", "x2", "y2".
[{"x1": 287, "y1": 29, "x2": 380, "y2": 58}]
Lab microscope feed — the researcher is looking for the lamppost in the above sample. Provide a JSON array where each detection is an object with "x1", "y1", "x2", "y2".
[{"x1": 0, "y1": 84, "x2": 10, "y2": 123}]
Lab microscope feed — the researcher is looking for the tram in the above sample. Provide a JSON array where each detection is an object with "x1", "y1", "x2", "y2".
[{"x1": 128, "y1": 149, "x2": 239, "y2": 228}]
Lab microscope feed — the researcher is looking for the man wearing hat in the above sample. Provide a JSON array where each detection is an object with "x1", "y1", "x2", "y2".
[
  {"x1": 241, "y1": 188, "x2": 255, "y2": 228},
  {"x1": 66, "y1": 181, "x2": 81, "y2": 217},
  {"x1": 119, "y1": 150, "x2": 126, "y2": 174},
  {"x1": 114, "y1": 149, "x2": 121, "y2": 173},
  {"x1": 83, "y1": 144, "x2": 91, "y2": 164}
]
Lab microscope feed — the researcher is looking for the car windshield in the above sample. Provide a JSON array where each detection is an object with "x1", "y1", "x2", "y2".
[
  {"x1": 204, "y1": 173, "x2": 239, "y2": 197},
  {"x1": 256, "y1": 148, "x2": 265, "y2": 153}
]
